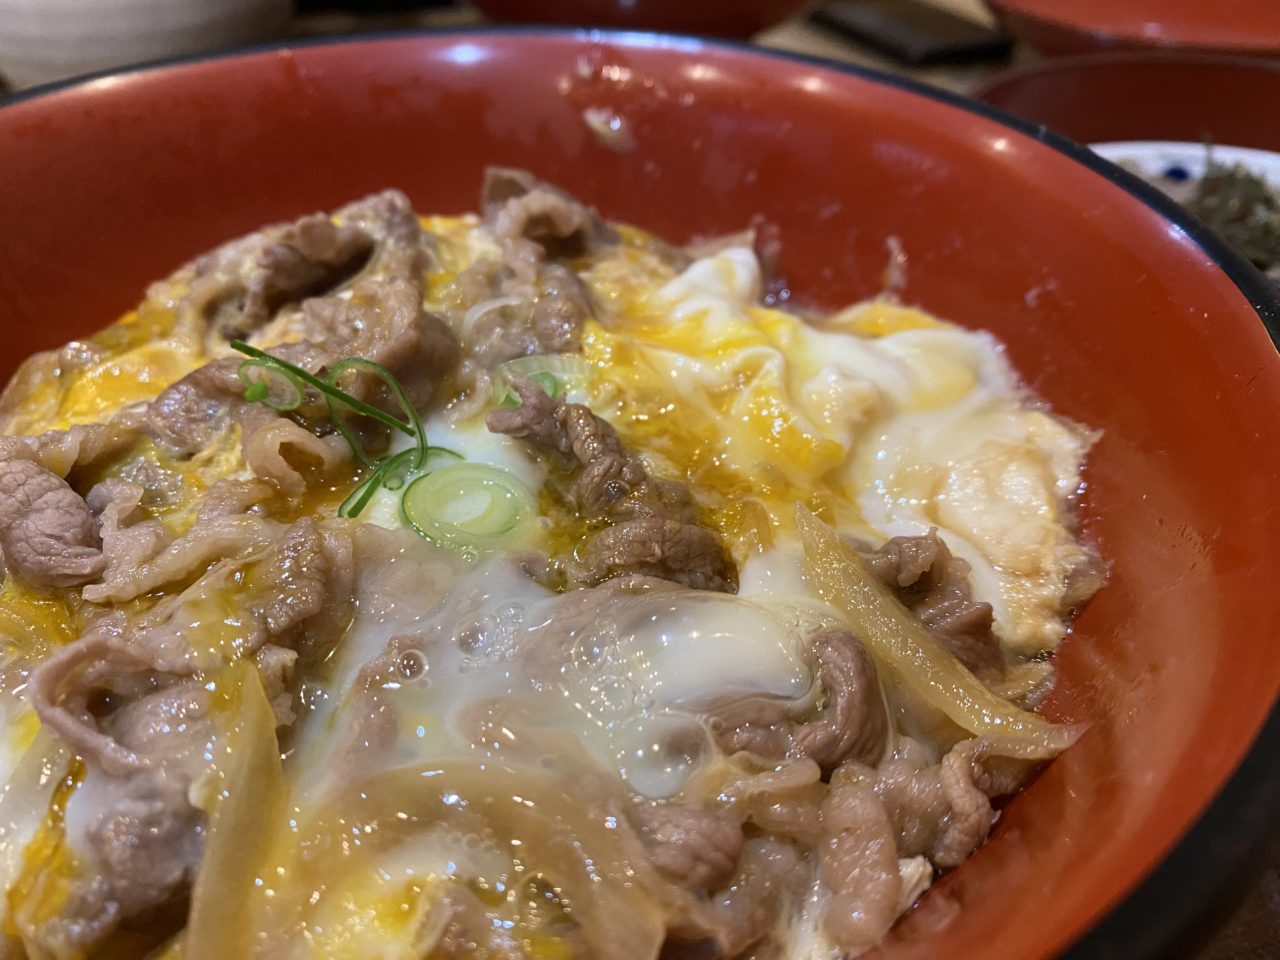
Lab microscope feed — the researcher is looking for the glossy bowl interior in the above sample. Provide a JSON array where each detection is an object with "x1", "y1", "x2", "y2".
[
  {"x1": 974, "y1": 52, "x2": 1280, "y2": 152},
  {"x1": 1, "y1": 32, "x2": 1279, "y2": 960},
  {"x1": 984, "y1": 0, "x2": 1280, "y2": 57},
  {"x1": 468, "y1": 0, "x2": 810, "y2": 38}
]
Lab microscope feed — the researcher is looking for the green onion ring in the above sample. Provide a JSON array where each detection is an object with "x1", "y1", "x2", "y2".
[
  {"x1": 235, "y1": 358, "x2": 305, "y2": 411},
  {"x1": 229, "y1": 341, "x2": 414, "y2": 439},
  {"x1": 401, "y1": 462, "x2": 535, "y2": 551},
  {"x1": 325, "y1": 357, "x2": 428, "y2": 471}
]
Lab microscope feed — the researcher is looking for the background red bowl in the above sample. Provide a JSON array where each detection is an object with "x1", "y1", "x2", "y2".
[
  {"x1": 2, "y1": 32, "x2": 1279, "y2": 960},
  {"x1": 984, "y1": 0, "x2": 1280, "y2": 58},
  {"x1": 468, "y1": 0, "x2": 810, "y2": 38},
  {"x1": 973, "y1": 52, "x2": 1280, "y2": 152}
]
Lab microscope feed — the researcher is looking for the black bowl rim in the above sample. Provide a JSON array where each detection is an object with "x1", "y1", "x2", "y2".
[{"x1": 3, "y1": 26, "x2": 1279, "y2": 960}]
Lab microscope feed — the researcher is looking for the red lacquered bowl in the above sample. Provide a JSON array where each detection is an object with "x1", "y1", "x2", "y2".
[
  {"x1": 1, "y1": 31, "x2": 1278, "y2": 960},
  {"x1": 973, "y1": 53, "x2": 1280, "y2": 153},
  {"x1": 984, "y1": 0, "x2": 1280, "y2": 58},
  {"x1": 469, "y1": 0, "x2": 810, "y2": 38}
]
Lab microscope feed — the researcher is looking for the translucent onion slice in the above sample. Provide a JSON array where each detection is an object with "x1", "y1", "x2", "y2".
[
  {"x1": 795, "y1": 506, "x2": 1082, "y2": 755},
  {"x1": 186, "y1": 664, "x2": 287, "y2": 960},
  {"x1": 280, "y1": 764, "x2": 667, "y2": 960},
  {"x1": 402, "y1": 462, "x2": 535, "y2": 551}
]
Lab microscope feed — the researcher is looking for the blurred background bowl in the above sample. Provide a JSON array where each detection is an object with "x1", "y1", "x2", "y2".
[
  {"x1": 983, "y1": 0, "x2": 1280, "y2": 58},
  {"x1": 0, "y1": 0, "x2": 290, "y2": 89},
  {"x1": 1, "y1": 31, "x2": 1279, "y2": 960},
  {"x1": 465, "y1": 0, "x2": 811, "y2": 38},
  {"x1": 973, "y1": 52, "x2": 1280, "y2": 152}
]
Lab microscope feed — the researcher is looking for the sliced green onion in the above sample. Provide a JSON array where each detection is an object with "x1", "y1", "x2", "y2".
[
  {"x1": 336, "y1": 447, "x2": 462, "y2": 520},
  {"x1": 530, "y1": 371, "x2": 559, "y2": 396},
  {"x1": 325, "y1": 356, "x2": 427, "y2": 471},
  {"x1": 421, "y1": 446, "x2": 464, "y2": 471},
  {"x1": 494, "y1": 354, "x2": 595, "y2": 406},
  {"x1": 229, "y1": 341, "x2": 414, "y2": 439},
  {"x1": 236, "y1": 358, "x2": 305, "y2": 410},
  {"x1": 402, "y1": 462, "x2": 535, "y2": 551},
  {"x1": 339, "y1": 449, "x2": 415, "y2": 519}
]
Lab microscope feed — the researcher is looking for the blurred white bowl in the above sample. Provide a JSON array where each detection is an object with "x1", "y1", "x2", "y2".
[{"x1": 0, "y1": 0, "x2": 290, "y2": 90}]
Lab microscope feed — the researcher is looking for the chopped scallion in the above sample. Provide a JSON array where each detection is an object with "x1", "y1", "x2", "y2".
[
  {"x1": 401, "y1": 462, "x2": 535, "y2": 551},
  {"x1": 236, "y1": 358, "x2": 305, "y2": 411},
  {"x1": 494, "y1": 354, "x2": 595, "y2": 406}
]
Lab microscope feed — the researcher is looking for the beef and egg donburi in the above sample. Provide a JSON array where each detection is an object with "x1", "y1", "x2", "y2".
[{"x1": 0, "y1": 169, "x2": 1101, "y2": 960}]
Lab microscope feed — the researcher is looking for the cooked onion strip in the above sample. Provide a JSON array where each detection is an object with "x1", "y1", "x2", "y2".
[
  {"x1": 282, "y1": 765, "x2": 667, "y2": 960},
  {"x1": 186, "y1": 664, "x2": 287, "y2": 960},
  {"x1": 796, "y1": 506, "x2": 1082, "y2": 754},
  {"x1": 462, "y1": 294, "x2": 524, "y2": 336}
]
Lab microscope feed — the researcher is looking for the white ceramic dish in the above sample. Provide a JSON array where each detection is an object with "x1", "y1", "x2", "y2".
[{"x1": 1091, "y1": 140, "x2": 1280, "y2": 186}]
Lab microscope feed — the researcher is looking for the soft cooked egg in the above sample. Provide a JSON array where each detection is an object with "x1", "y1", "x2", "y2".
[
  {"x1": 295, "y1": 551, "x2": 816, "y2": 805},
  {"x1": 361, "y1": 408, "x2": 547, "y2": 533},
  {"x1": 578, "y1": 245, "x2": 1093, "y2": 655}
]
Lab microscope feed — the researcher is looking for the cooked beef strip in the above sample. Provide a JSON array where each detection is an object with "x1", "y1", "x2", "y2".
[
  {"x1": 819, "y1": 764, "x2": 902, "y2": 952},
  {"x1": 448, "y1": 258, "x2": 594, "y2": 368},
  {"x1": 300, "y1": 275, "x2": 460, "y2": 409},
  {"x1": 149, "y1": 191, "x2": 459, "y2": 491},
  {"x1": 629, "y1": 801, "x2": 745, "y2": 891},
  {"x1": 85, "y1": 478, "x2": 173, "y2": 598},
  {"x1": 872, "y1": 736, "x2": 953, "y2": 861},
  {"x1": 482, "y1": 166, "x2": 617, "y2": 265},
  {"x1": 82, "y1": 509, "x2": 279, "y2": 606},
  {"x1": 575, "y1": 520, "x2": 734, "y2": 592},
  {"x1": 715, "y1": 627, "x2": 888, "y2": 774},
  {"x1": 241, "y1": 418, "x2": 351, "y2": 499},
  {"x1": 487, "y1": 374, "x2": 735, "y2": 592},
  {"x1": 862, "y1": 529, "x2": 1005, "y2": 678},
  {"x1": 0, "y1": 413, "x2": 149, "y2": 482},
  {"x1": 184, "y1": 215, "x2": 372, "y2": 344},
  {"x1": 723, "y1": 758, "x2": 825, "y2": 848},
  {"x1": 700, "y1": 837, "x2": 810, "y2": 958},
  {"x1": 177, "y1": 189, "x2": 429, "y2": 345},
  {"x1": 147, "y1": 356, "x2": 246, "y2": 453},
  {"x1": 791, "y1": 628, "x2": 888, "y2": 771},
  {"x1": 486, "y1": 372, "x2": 563, "y2": 445},
  {"x1": 22, "y1": 519, "x2": 352, "y2": 956},
  {"x1": 0, "y1": 458, "x2": 105, "y2": 588},
  {"x1": 226, "y1": 215, "x2": 375, "y2": 340},
  {"x1": 35, "y1": 519, "x2": 341, "y2": 754},
  {"x1": 869, "y1": 734, "x2": 1034, "y2": 870},
  {"x1": 147, "y1": 341, "x2": 330, "y2": 456}
]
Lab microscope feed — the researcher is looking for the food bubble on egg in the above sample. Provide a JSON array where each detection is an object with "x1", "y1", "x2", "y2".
[{"x1": 613, "y1": 710, "x2": 713, "y2": 799}]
